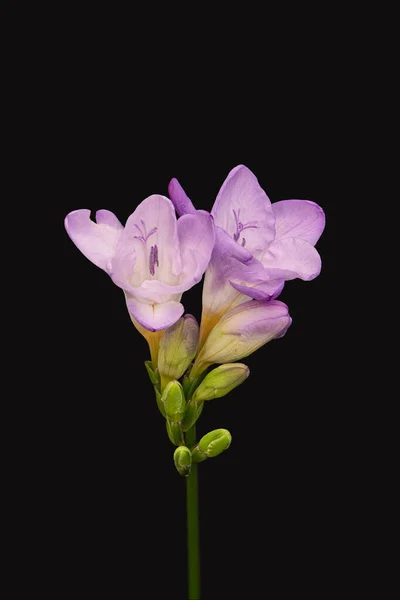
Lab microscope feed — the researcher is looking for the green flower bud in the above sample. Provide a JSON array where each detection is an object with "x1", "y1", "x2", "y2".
[
  {"x1": 173, "y1": 446, "x2": 192, "y2": 477},
  {"x1": 161, "y1": 381, "x2": 186, "y2": 421},
  {"x1": 144, "y1": 360, "x2": 160, "y2": 387},
  {"x1": 191, "y1": 429, "x2": 232, "y2": 463},
  {"x1": 191, "y1": 363, "x2": 249, "y2": 402},
  {"x1": 166, "y1": 419, "x2": 184, "y2": 446},
  {"x1": 163, "y1": 382, "x2": 186, "y2": 446},
  {"x1": 154, "y1": 386, "x2": 166, "y2": 417},
  {"x1": 182, "y1": 399, "x2": 204, "y2": 432},
  {"x1": 158, "y1": 315, "x2": 199, "y2": 389}
]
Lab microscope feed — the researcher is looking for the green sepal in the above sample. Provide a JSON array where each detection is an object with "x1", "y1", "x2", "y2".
[
  {"x1": 182, "y1": 371, "x2": 193, "y2": 397},
  {"x1": 182, "y1": 400, "x2": 204, "y2": 432},
  {"x1": 154, "y1": 386, "x2": 166, "y2": 417},
  {"x1": 173, "y1": 446, "x2": 192, "y2": 477},
  {"x1": 182, "y1": 369, "x2": 209, "y2": 400},
  {"x1": 190, "y1": 445, "x2": 208, "y2": 463},
  {"x1": 166, "y1": 419, "x2": 184, "y2": 446},
  {"x1": 191, "y1": 428, "x2": 232, "y2": 463},
  {"x1": 145, "y1": 360, "x2": 160, "y2": 388}
]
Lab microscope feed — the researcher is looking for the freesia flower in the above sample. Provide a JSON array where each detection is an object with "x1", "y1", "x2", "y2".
[
  {"x1": 65, "y1": 195, "x2": 215, "y2": 335},
  {"x1": 168, "y1": 165, "x2": 324, "y2": 344},
  {"x1": 190, "y1": 300, "x2": 292, "y2": 378}
]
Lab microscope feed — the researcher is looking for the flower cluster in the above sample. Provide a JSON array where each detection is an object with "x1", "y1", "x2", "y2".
[{"x1": 65, "y1": 165, "x2": 325, "y2": 475}]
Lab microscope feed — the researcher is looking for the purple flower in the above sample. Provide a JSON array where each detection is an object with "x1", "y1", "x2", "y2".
[
  {"x1": 190, "y1": 300, "x2": 292, "y2": 378},
  {"x1": 65, "y1": 195, "x2": 215, "y2": 332},
  {"x1": 168, "y1": 165, "x2": 325, "y2": 343}
]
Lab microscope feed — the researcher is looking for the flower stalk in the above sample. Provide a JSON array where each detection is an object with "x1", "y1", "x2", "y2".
[
  {"x1": 185, "y1": 425, "x2": 200, "y2": 599},
  {"x1": 65, "y1": 163, "x2": 325, "y2": 598}
]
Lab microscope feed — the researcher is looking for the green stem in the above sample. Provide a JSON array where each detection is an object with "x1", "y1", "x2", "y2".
[{"x1": 186, "y1": 424, "x2": 200, "y2": 599}]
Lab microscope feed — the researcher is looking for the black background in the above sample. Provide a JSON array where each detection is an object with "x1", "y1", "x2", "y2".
[{"x1": 42, "y1": 17, "x2": 347, "y2": 599}]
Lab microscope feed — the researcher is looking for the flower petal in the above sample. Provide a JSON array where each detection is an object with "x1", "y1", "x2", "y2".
[
  {"x1": 134, "y1": 210, "x2": 215, "y2": 297},
  {"x1": 261, "y1": 238, "x2": 322, "y2": 280},
  {"x1": 125, "y1": 297, "x2": 184, "y2": 331},
  {"x1": 109, "y1": 242, "x2": 137, "y2": 292},
  {"x1": 229, "y1": 279, "x2": 285, "y2": 301},
  {"x1": 201, "y1": 226, "x2": 286, "y2": 312},
  {"x1": 211, "y1": 165, "x2": 275, "y2": 255},
  {"x1": 177, "y1": 210, "x2": 215, "y2": 283},
  {"x1": 64, "y1": 209, "x2": 123, "y2": 272},
  {"x1": 201, "y1": 226, "x2": 254, "y2": 316},
  {"x1": 95, "y1": 209, "x2": 124, "y2": 230},
  {"x1": 114, "y1": 195, "x2": 181, "y2": 288},
  {"x1": 168, "y1": 178, "x2": 197, "y2": 216},
  {"x1": 272, "y1": 200, "x2": 325, "y2": 246}
]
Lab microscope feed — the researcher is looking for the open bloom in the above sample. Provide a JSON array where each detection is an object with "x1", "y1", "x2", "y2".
[
  {"x1": 65, "y1": 195, "x2": 215, "y2": 332},
  {"x1": 169, "y1": 165, "x2": 324, "y2": 342}
]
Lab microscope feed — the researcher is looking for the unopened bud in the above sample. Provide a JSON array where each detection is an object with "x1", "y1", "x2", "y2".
[
  {"x1": 154, "y1": 386, "x2": 165, "y2": 417},
  {"x1": 161, "y1": 381, "x2": 186, "y2": 421},
  {"x1": 173, "y1": 446, "x2": 192, "y2": 477},
  {"x1": 191, "y1": 301, "x2": 291, "y2": 377},
  {"x1": 166, "y1": 419, "x2": 184, "y2": 446},
  {"x1": 158, "y1": 315, "x2": 199, "y2": 388},
  {"x1": 162, "y1": 381, "x2": 186, "y2": 446},
  {"x1": 191, "y1": 429, "x2": 232, "y2": 463},
  {"x1": 192, "y1": 363, "x2": 249, "y2": 402}
]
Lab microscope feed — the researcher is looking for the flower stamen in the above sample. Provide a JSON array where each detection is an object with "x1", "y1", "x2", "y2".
[
  {"x1": 149, "y1": 244, "x2": 159, "y2": 275},
  {"x1": 232, "y1": 209, "x2": 258, "y2": 244},
  {"x1": 133, "y1": 221, "x2": 157, "y2": 243}
]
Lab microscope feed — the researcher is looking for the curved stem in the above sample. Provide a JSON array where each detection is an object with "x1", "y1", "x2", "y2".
[{"x1": 186, "y1": 425, "x2": 200, "y2": 599}]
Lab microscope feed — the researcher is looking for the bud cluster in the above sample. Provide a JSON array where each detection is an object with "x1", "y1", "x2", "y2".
[{"x1": 143, "y1": 310, "x2": 284, "y2": 476}]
